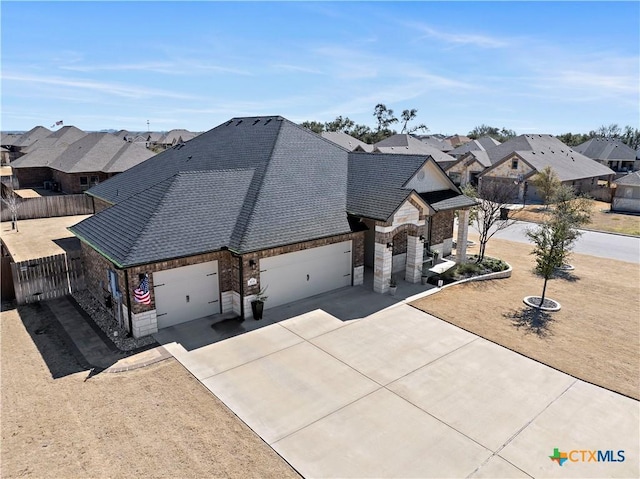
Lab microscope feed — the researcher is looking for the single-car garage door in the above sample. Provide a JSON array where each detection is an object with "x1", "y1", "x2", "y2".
[
  {"x1": 154, "y1": 261, "x2": 220, "y2": 329},
  {"x1": 260, "y1": 241, "x2": 352, "y2": 309}
]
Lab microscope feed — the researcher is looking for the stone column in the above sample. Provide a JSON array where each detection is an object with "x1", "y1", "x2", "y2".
[
  {"x1": 373, "y1": 242, "x2": 392, "y2": 293},
  {"x1": 405, "y1": 235, "x2": 423, "y2": 283},
  {"x1": 456, "y1": 209, "x2": 470, "y2": 264}
]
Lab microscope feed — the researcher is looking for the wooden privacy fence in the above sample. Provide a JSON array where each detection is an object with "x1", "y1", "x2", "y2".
[
  {"x1": 1, "y1": 194, "x2": 93, "y2": 221},
  {"x1": 10, "y1": 250, "x2": 85, "y2": 305}
]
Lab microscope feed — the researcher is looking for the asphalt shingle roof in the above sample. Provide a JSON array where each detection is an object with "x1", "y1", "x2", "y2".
[
  {"x1": 321, "y1": 131, "x2": 373, "y2": 152},
  {"x1": 419, "y1": 190, "x2": 476, "y2": 211},
  {"x1": 71, "y1": 170, "x2": 255, "y2": 267},
  {"x1": 374, "y1": 134, "x2": 456, "y2": 163},
  {"x1": 483, "y1": 134, "x2": 615, "y2": 181},
  {"x1": 23, "y1": 126, "x2": 87, "y2": 154},
  {"x1": 573, "y1": 138, "x2": 637, "y2": 161},
  {"x1": 449, "y1": 136, "x2": 500, "y2": 158},
  {"x1": 72, "y1": 116, "x2": 352, "y2": 265},
  {"x1": 11, "y1": 132, "x2": 153, "y2": 174},
  {"x1": 614, "y1": 171, "x2": 640, "y2": 186},
  {"x1": 12, "y1": 126, "x2": 52, "y2": 148}
]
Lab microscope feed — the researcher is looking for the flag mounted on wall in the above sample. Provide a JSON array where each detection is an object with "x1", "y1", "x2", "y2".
[{"x1": 134, "y1": 274, "x2": 151, "y2": 305}]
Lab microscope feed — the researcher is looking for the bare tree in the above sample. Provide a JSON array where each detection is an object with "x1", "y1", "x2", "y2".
[
  {"x1": 1, "y1": 180, "x2": 20, "y2": 232},
  {"x1": 463, "y1": 181, "x2": 518, "y2": 262}
]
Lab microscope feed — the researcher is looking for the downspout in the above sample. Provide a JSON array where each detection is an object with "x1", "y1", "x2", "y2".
[
  {"x1": 238, "y1": 254, "x2": 245, "y2": 321},
  {"x1": 123, "y1": 269, "x2": 133, "y2": 336}
]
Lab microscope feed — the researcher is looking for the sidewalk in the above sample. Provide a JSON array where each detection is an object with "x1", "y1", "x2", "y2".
[{"x1": 44, "y1": 296, "x2": 171, "y2": 373}]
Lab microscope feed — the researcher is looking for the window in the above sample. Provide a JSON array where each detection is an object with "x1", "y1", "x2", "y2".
[
  {"x1": 79, "y1": 176, "x2": 88, "y2": 186},
  {"x1": 90, "y1": 176, "x2": 99, "y2": 185},
  {"x1": 511, "y1": 159, "x2": 518, "y2": 170}
]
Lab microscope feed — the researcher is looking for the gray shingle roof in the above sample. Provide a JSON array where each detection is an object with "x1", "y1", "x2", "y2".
[
  {"x1": 321, "y1": 131, "x2": 373, "y2": 152},
  {"x1": 419, "y1": 190, "x2": 476, "y2": 211},
  {"x1": 374, "y1": 134, "x2": 456, "y2": 163},
  {"x1": 11, "y1": 132, "x2": 153, "y2": 174},
  {"x1": 22, "y1": 126, "x2": 86, "y2": 154},
  {"x1": 72, "y1": 116, "x2": 352, "y2": 265},
  {"x1": 347, "y1": 152, "x2": 467, "y2": 220},
  {"x1": 573, "y1": 138, "x2": 637, "y2": 161},
  {"x1": 71, "y1": 170, "x2": 255, "y2": 267},
  {"x1": 449, "y1": 136, "x2": 501, "y2": 158},
  {"x1": 158, "y1": 129, "x2": 197, "y2": 145},
  {"x1": 614, "y1": 171, "x2": 640, "y2": 186},
  {"x1": 482, "y1": 134, "x2": 615, "y2": 181},
  {"x1": 12, "y1": 126, "x2": 52, "y2": 148}
]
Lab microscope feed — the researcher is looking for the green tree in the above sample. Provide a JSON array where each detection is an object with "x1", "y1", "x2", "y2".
[
  {"x1": 468, "y1": 124, "x2": 516, "y2": 142},
  {"x1": 373, "y1": 104, "x2": 398, "y2": 132},
  {"x1": 530, "y1": 166, "x2": 561, "y2": 207},
  {"x1": 301, "y1": 121, "x2": 324, "y2": 134},
  {"x1": 324, "y1": 116, "x2": 355, "y2": 133},
  {"x1": 526, "y1": 186, "x2": 592, "y2": 307},
  {"x1": 400, "y1": 109, "x2": 428, "y2": 134}
]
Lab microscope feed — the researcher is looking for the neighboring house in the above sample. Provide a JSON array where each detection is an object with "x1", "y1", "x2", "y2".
[
  {"x1": 448, "y1": 136, "x2": 501, "y2": 159},
  {"x1": 22, "y1": 126, "x2": 87, "y2": 155},
  {"x1": 1, "y1": 147, "x2": 10, "y2": 165},
  {"x1": 69, "y1": 116, "x2": 473, "y2": 338},
  {"x1": 573, "y1": 137, "x2": 638, "y2": 173},
  {"x1": 478, "y1": 134, "x2": 615, "y2": 202},
  {"x1": 155, "y1": 129, "x2": 198, "y2": 149},
  {"x1": 11, "y1": 132, "x2": 154, "y2": 193},
  {"x1": 446, "y1": 134, "x2": 472, "y2": 148},
  {"x1": 372, "y1": 134, "x2": 457, "y2": 169},
  {"x1": 415, "y1": 135, "x2": 454, "y2": 152},
  {"x1": 444, "y1": 150, "x2": 492, "y2": 188},
  {"x1": 321, "y1": 131, "x2": 373, "y2": 152},
  {"x1": 612, "y1": 171, "x2": 640, "y2": 213},
  {"x1": 2, "y1": 126, "x2": 52, "y2": 161}
]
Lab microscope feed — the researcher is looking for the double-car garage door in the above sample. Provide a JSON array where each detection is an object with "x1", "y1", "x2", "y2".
[
  {"x1": 260, "y1": 241, "x2": 352, "y2": 309},
  {"x1": 152, "y1": 241, "x2": 352, "y2": 329}
]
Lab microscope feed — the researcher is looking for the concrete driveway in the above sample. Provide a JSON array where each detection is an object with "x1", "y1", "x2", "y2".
[{"x1": 156, "y1": 299, "x2": 638, "y2": 479}]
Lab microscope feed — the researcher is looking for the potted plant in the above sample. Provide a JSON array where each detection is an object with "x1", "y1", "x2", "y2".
[
  {"x1": 251, "y1": 287, "x2": 268, "y2": 320},
  {"x1": 389, "y1": 277, "x2": 398, "y2": 296}
]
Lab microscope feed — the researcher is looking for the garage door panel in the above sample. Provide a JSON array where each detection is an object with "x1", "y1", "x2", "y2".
[
  {"x1": 154, "y1": 261, "x2": 220, "y2": 329},
  {"x1": 260, "y1": 241, "x2": 352, "y2": 309}
]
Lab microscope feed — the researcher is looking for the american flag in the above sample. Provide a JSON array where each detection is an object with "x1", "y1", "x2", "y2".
[{"x1": 134, "y1": 275, "x2": 151, "y2": 304}]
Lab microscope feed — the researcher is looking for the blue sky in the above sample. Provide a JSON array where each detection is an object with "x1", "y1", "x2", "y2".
[{"x1": 2, "y1": 1, "x2": 638, "y2": 135}]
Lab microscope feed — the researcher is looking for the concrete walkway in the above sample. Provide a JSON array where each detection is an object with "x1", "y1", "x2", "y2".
[
  {"x1": 44, "y1": 296, "x2": 170, "y2": 373},
  {"x1": 157, "y1": 303, "x2": 639, "y2": 478}
]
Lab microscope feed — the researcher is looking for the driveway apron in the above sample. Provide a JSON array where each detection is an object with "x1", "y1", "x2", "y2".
[{"x1": 158, "y1": 305, "x2": 639, "y2": 478}]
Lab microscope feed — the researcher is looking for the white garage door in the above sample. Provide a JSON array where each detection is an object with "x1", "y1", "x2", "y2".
[
  {"x1": 153, "y1": 261, "x2": 220, "y2": 329},
  {"x1": 260, "y1": 241, "x2": 352, "y2": 309}
]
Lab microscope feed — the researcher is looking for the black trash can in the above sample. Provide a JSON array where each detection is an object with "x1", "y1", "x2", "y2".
[{"x1": 500, "y1": 207, "x2": 509, "y2": 220}]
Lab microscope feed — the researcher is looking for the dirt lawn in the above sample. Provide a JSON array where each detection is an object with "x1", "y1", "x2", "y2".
[
  {"x1": 411, "y1": 235, "x2": 639, "y2": 400},
  {"x1": 1, "y1": 305, "x2": 300, "y2": 479},
  {"x1": 511, "y1": 200, "x2": 640, "y2": 236}
]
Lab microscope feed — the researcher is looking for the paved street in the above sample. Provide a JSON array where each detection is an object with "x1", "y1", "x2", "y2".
[{"x1": 469, "y1": 221, "x2": 640, "y2": 264}]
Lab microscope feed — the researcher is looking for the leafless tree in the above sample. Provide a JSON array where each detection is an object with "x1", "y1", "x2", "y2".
[{"x1": 463, "y1": 181, "x2": 518, "y2": 262}]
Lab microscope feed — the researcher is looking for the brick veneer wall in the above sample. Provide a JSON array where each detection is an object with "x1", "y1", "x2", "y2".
[
  {"x1": 431, "y1": 210, "x2": 454, "y2": 245},
  {"x1": 81, "y1": 231, "x2": 365, "y2": 326},
  {"x1": 13, "y1": 167, "x2": 52, "y2": 189},
  {"x1": 242, "y1": 232, "x2": 365, "y2": 296},
  {"x1": 374, "y1": 223, "x2": 423, "y2": 245},
  {"x1": 52, "y1": 171, "x2": 109, "y2": 194}
]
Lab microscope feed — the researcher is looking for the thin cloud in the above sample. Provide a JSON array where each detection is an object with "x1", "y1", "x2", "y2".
[
  {"x1": 2, "y1": 73, "x2": 198, "y2": 100},
  {"x1": 60, "y1": 60, "x2": 251, "y2": 76},
  {"x1": 271, "y1": 64, "x2": 325, "y2": 75},
  {"x1": 407, "y1": 22, "x2": 508, "y2": 48}
]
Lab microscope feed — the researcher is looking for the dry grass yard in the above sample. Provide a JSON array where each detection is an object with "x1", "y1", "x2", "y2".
[
  {"x1": 1, "y1": 305, "x2": 300, "y2": 479},
  {"x1": 511, "y1": 200, "x2": 640, "y2": 236},
  {"x1": 412, "y1": 236, "x2": 640, "y2": 400}
]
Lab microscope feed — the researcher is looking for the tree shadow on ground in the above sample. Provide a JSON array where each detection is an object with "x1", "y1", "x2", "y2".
[
  {"x1": 554, "y1": 270, "x2": 581, "y2": 282},
  {"x1": 504, "y1": 306, "x2": 555, "y2": 338}
]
